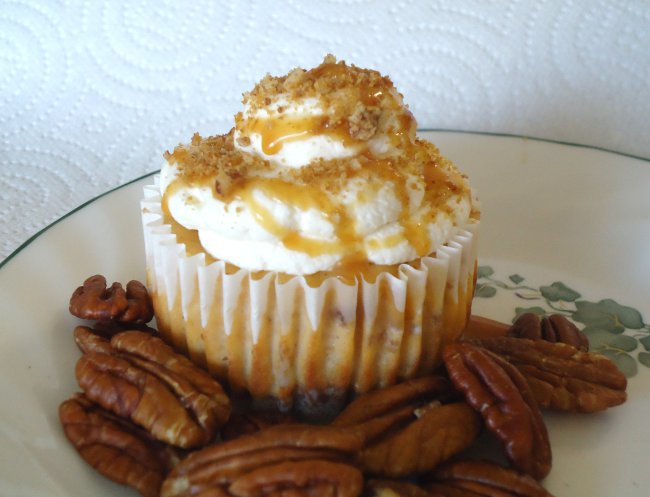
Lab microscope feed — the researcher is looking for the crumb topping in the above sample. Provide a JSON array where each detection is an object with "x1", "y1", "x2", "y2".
[
  {"x1": 165, "y1": 131, "x2": 269, "y2": 196},
  {"x1": 165, "y1": 130, "x2": 469, "y2": 211},
  {"x1": 239, "y1": 55, "x2": 408, "y2": 143}
]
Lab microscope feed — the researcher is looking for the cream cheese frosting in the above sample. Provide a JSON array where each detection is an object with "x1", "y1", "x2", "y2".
[{"x1": 160, "y1": 56, "x2": 477, "y2": 275}]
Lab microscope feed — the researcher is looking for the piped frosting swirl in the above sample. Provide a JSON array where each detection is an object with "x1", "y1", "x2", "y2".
[{"x1": 161, "y1": 56, "x2": 477, "y2": 275}]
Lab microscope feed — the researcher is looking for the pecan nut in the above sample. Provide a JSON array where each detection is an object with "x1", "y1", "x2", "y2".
[
  {"x1": 59, "y1": 393, "x2": 180, "y2": 497},
  {"x1": 74, "y1": 325, "x2": 113, "y2": 355},
  {"x1": 509, "y1": 313, "x2": 589, "y2": 351},
  {"x1": 228, "y1": 459, "x2": 363, "y2": 497},
  {"x1": 75, "y1": 330, "x2": 231, "y2": 448},
  {"x1": 161, "y1": 423, "x2": 364, "y2": 497},
  {"x1": 333, "y1": 376, "x2": 479, "y2": 477},
  {"x1": 357, "y1": 401, "x2": 481, "y2": 478},
  {"x1": 469, "y1": 337, "x2": 627, "y2": 413},
  {"x1": 69, "y1": 275, "x2": 154, "y2": 323},
  {"x1": 427, "y1": 460, "x2": 555, "y2": 497},
  {"x1": 443, "y1": 342, "x2": 552, "y2": 480},
  {"x1": 333, "y1": 375, "x2": 454, "y2": 436}
]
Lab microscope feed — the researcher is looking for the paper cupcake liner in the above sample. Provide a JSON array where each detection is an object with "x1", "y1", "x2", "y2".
[{"x1": 141, "y1": 176, "x2": 478, "y2": 413}]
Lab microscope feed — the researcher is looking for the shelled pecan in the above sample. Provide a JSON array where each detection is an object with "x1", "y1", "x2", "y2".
[
  {"x1": 509, "y1": 313, "x2": 589, "y2": 351},
  {"x1": 333, "y1": 375, "x2": 480, "y2": 478},
  {"x1": 426, "y1": 460, "x2": 555, "y2": 497},
  {"x1": 333, "y1": 375, "x2": 455, "y2": 429},
  {"x1": 74, "y1": 325, "x2": 113, "y2": 355},
  {"x1": 443, "y1": 342, "x2": 551, "y2": 480},
  {"x1": 69, "y1": 275, "x2": 154, "y2": 323},
  {"x1": 59, "y1": 393, "x2": 181, "y2": 497},
  {"x1": 160, "y1": 423, "x2": 364, "y2": 497},
  {"x1": 468, "y1": 337, "x2": 627, "y2": 412},
  {"x1": 75, "y1": 330, "x2": 231, "y2": 449},
  {"x1": 360, "y1": 401, "x2": 481, "y2": 478}
]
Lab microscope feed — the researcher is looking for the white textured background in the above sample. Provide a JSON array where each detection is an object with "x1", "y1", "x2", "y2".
[{"x1": 2, "y1": 0, "x2": 649, "y2": 261}]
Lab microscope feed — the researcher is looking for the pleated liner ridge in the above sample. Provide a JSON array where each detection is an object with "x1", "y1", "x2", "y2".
[{"x1": 141, "y1": 177, "x2": 478, "y2": 415}]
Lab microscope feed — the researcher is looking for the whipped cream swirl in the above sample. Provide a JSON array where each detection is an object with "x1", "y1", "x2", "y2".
[{"x1": 161, "y1": 57, "x2": 476, "y2": 275}]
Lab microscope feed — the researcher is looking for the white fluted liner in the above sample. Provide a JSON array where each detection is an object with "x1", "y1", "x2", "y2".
[{"x1": 141, "y1": 177, "x2": 478, "y2": 413}]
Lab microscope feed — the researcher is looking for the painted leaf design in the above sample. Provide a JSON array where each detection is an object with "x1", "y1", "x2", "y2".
[
  {"x1": 513, "y1": 306, "x2": 547, "y2": 321},
  {"x1": 639, "y1": 335, "x2": 650, "y2": 351},
  {"x1": 475, "y1": 284, "x2": 497, "y2": 298},
  {"x1": 509, "y1": 274, "x2": 524, "y2": 284},
  {"x1": 539, "y1": 282, "x2": 581, "y2": 302},
  {"x1": 638, "y1": 352, "x2": 650, "y2": 368},
  {"x1": 572, "y1": 299, "x2": 645, "y2": 332},
  {"x1": 584, "y1": 328, "x2": 638, "y2": 351},
  {"x1": 477, "y1": 266, "x2": 494, "y2": 279},
  {"x1": 585, "y1": 330, "x2": 639, "y2": 352}
]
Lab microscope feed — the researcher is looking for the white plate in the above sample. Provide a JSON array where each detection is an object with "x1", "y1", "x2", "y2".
[{"x1": 1, "y1": 131, "x2": 648, "y2": 496}]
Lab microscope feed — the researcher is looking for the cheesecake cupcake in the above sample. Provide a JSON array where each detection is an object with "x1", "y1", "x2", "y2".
[{"x1": 141, "y1": 55, "x2": 479, "y2": 415}]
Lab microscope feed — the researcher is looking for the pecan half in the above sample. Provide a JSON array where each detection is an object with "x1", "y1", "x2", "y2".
[
  {"x1": 59, "y1": 393, "x2": 180, "y2": 497},
  {"x1": 509, "y1": 313, "x2": 589, "y2": 351},
  {"x1": 427, "y1": 460, "x2": 555, "y2": 497},
  {"x1": 469, "y1": 337, "x2": 627, "y2": 412},
  {"x1": 228, "y1": 459, "x2": 363, "y2": 497},
  {"x1": 358, "y1": 401, "x2": 481, "y2": 478},
  {"x1": 76, "y1": 330, "x2": 231, "y2": 448},
  {"x1": 161, "y1": 423, "x2": 364, "y2": 497},
  {"x1": 443, "y1": 342, "x2": 551, "y2": 480},
  {"x1": 69, "y1": 275, "x2": 154, "y2": 323},
  {"x1": 74, "y1": 326, "x2": 113, "y2": 355},
  {"x1": 332, "y1": 376, "x2": 478, "y2": 477},
  {"x1": 334, "y1": 375, "x2": 454, "y2": 427}
]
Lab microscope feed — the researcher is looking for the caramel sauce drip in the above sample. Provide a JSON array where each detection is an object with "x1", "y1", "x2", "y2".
[
  {"x1": 238, "y1": 60, "x2": 416, "y2": 156},
  {"x1": 163, "y1": 208, "x2": 403, "y2": 285},
  {"x1": 231, "y1": 151, "x2": 451, "y2": 268},
  {"x1": 245, "y1": 114, "x2": 356, "y2": 156},
  {"x1": 238, "y1": 178, "x2": 345, "y2": 257},
  {"x1": 163, "y1": 137, "x2": 464, "y2": 274}
]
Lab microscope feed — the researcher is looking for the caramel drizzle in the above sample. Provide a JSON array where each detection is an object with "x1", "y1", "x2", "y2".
[
  {"x1": 238, "y1": 61, "x2": 415, "y2": 156},
  {"x1": 163, "y1": 147, "x2": 457, "y2": 273},
  {"x1": 232, "y1": 155, "x2": 450, "y2": 269},
  {"x1": 245, "y1": 115, "x2": 356, "y2": 156}
]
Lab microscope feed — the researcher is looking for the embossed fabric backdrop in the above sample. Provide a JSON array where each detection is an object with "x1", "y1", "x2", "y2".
[{"x1": 1, "y1": 0, "x2": 649, "y2": 261}]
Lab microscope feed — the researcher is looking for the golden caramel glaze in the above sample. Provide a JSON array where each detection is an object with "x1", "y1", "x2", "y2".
[
  {"x1": 164, "y1": 131, "x2": 472, "y2": 272},
  {"x1": 240, "y1": 56, "x2": 410, "y2": 126},
  {"x1": 163, "y1": 210, "x2": 409, "y2": 286},
  {"x1": 234, "y1": 56, "x2": 417, "y2": 156}
]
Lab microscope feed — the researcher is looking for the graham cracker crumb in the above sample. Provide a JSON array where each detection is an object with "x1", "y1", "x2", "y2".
[
  {"x1": 348, "y1": 102, "x2": 381, "y2": 140},
  {"x1": 240, "y1": 55, "x2": 406, "y2": 139}
]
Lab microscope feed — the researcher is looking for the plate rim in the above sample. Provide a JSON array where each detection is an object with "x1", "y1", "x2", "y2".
[{"x1": 2, "y1": 129, "x2": 648, "y2": 271}]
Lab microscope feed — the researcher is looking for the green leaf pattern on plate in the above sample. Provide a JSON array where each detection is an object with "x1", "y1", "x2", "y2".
[{"x1": 475, "y1": 265, "x2": 650, "y2": 377}]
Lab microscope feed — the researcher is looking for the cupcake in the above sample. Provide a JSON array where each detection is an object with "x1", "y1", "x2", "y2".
[{"x1": 141, "y1": 55, "x2": 479, "y2": 415}]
